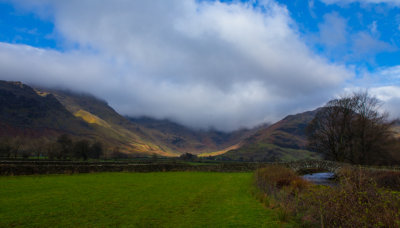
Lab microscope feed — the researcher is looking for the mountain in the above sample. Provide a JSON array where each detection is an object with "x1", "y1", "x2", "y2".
[
  {"x1": 393, "y1": 120, "x2": 400, "y2": 137},
  {"x1": 0, "y1": 80, "x2": 324, "y2": 161},
  {"x1": 219, "y1": 108, "x2": 400, "y2": 162},
  {"x1": 35, "y1": 88, "x2": 182, "y2": 156},
  {"x1": 128, "y1": 117, "x2": 256, "y2": 155},
  {"x1": 0, "y1": 80, "x2": 92, "y2": 138},
  {"x1": 0, "y1": 81, "x2": 172, "y2": 156},
  {"x1": 2, "y1": 80, "x2": 397, "y2": 162},
  {"x1": 44, "y1": 89, "x2": 253, "y2": 156},
  {"x1": 218, "y1": 110, "x2": 322, "y2": 161},
  {"x1": 46, "y1": 89, "x2": 255, "y2": 155},
  {"x1": 0, "y1": 81, "x2": 251, "y2": 157}
]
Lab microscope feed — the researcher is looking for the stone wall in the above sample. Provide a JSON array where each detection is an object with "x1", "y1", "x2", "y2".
[
  {"x1": 0, "y1": 160, "x2": 360, "y2": 176},
  {"x1": 0, "y1": 161, "x2": 266, "y2": 175}
]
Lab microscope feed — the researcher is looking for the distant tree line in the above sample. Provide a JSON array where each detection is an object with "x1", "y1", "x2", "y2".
[
  {"x1": 0, "y1": 134, "x2": 105, "y2": 160},
  {"x1": 179, "y1": 152, "x2": 198, "y2": 161},
  {"x1": 49, "y1": 134, "x2": 104, "y2": 160},
  {"x1": 307, "y1": 91, "x2": 400, "y2": 165}
]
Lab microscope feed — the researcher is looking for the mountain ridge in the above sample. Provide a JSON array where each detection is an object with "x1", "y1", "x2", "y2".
[
  {"x1": 219, "y1": 109, "x2": 321, "y2": 161},
  {"x1": 0, "y1": 80, "x2": 322, "y2": 161}
]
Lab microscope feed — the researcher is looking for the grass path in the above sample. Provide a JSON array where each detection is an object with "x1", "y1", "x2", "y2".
[{"x1": 0, "y1": 172, "x2": 290, "y2": 227}]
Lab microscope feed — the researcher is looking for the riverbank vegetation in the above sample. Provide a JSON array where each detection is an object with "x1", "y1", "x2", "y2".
[{"x1": 254, "y1": 165, "x2": 400, "y2": 227}]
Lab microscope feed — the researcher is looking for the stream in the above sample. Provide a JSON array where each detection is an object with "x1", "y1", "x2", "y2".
[{"x1": 302, "y1": 172, "x2": 336, "y2": 186}]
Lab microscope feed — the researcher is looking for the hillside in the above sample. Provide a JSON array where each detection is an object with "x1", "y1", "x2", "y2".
[
  {"x1": 0, "y1": 81, "x2": 171, "y2": 156},
  {"x1": 0, "y1": 81, "x2": 257, "y2": 157},
  {"x1": 45, "y1": 89, "x2": 253, "y2": 155},
  {"x1": 0, "y1": 80, "x2": 92, "y2": 138},
  {"x1": 0, "y1": 80, "x2": 325, "y2": 160},
  {"x1": 35, "y1": 89, "x2": 180, "y2": 156},
  {"x1": 128, "y1": 117, "x2": 256, "y2": 155},
  {"x1": 219, "y1": 110, "x2": 322, "y2": 161},
  {"x1": 393, "y1": 120, "x2": 400, "y2": 137}
]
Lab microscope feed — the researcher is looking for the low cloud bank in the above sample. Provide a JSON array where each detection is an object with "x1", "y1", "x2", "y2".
[{"x1": 1, "y1": 0, "x2": 353, "y2": 131}]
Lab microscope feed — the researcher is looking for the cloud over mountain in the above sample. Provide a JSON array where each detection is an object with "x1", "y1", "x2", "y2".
[{"x1": 0, "y1": 0, "x2": 352, "y2": 131}]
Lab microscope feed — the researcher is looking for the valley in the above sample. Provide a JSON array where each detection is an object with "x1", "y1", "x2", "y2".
[
  {"x1": 0, "y1": 80, "x2": 320, "y2": 161},
  {"x1": 2, "y1": 1, "x2": 400, "y2": 227}
]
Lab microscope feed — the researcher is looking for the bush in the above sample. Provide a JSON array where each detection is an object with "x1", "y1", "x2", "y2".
[
  {"x1": 180, "y1": 153, "x2": 197, "y2": 161},
  {"x1": 254, "y1": 165, "x2": 400, "y2": 227},
  {"x1": 255, "y1": 165, "x2": 305, "y2": 194},
  {"x1": 298, "y1": 167, "x2": 400, "y2": 227},
  {"x1": 89, "y1": 141, "x2": 103, "y2": 159},
  {"x1": 366, "y1": 169, "x2": 400, "y2": 191},
  {"x1": 254, "y1": 165, "x2": 310, "y2": 212},
  {"x1": 57, "y1": 134, "x2": 73, "y2": 159},
  {"x1": 73, "y1": 140, "x2": 90, "y2": 160}
]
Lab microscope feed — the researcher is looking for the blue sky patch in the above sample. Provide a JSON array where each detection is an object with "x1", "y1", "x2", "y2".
[{"x1": 0, "y1": 1, "x2": 57, "y2": 49}]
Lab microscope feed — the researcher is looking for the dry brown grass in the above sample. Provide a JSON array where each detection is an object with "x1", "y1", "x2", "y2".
[
  {"x1": 254, "y1": 165, "x2": 311, "y2": 221},
  {"x1": 255, "y1": 165, "x2": 310, "y2": 196},
  {"x1": 364, "y1": 169, "x2": 400, "y2": 191},
  {"x1": 298, "y1": 167, "x2": 400, "y2": 227},
  {"x1": 254, "y1": 165, "x2": 400, "y2": 227}
]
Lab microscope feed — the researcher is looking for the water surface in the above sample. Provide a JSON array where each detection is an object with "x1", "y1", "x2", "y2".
[{"x1": 302, "y1": 172, "x2": 336, "y2": 186}]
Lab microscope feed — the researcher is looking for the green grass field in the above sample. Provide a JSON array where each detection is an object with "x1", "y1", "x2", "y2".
[{"x1": 0, "y1": 172, "x2": 291, "y2": 227}]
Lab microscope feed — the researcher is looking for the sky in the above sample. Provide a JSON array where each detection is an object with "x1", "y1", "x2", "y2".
[{"x1": 0, "y1": 0, "x2": 399, "y2": 131}]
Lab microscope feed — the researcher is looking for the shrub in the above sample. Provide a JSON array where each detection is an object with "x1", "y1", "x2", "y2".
[
  {"x1": 254, "y1": 165, "x2": 400, "y2": 227},
  {"x1": 254, "y1": 165, "x2": 310, "y2": 212},
  {"x1": 73, "y1": 140, "x2": 90, "y2": 160},
  {"x1": 298, "y1": 167, "x2": 400, "y2": 227},
  {"x1": 366, "y1": 170, "x2": 400, "y2": 191},
  {"x1": 255, "y1": 165, "x2": 310, "y2": 192},
  {"x1": 180, "y1": 153, "x2": 197, "y2": 161},
  {"x1": 89, "y1": 141, "x2": 103, "y2": 159}
]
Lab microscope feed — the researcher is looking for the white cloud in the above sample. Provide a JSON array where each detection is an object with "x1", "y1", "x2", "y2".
[
  {"x1": 321, "y1": 0, "x2": 400, "y2": 5},
  {"x1": 0, "y1": 0, "x2": 352, "y2": 131},
  {"x1": 351, "y1": 32, "x2": 393, "y2": 58},
  {"x1": 318, "y1": 12, "x2": 348, "y2": 49},
  {"x1": 365, "y1": 65, "x2": 400, "y2": 86},
  {"x1": 369, "y1": 21, "x2": 378, "y2": 34},
  {"x1": 346, "y1": 65, "x2": 400, "y2": 119},
  {"x1": 315, "y1": 13, "x2": 394, "y2": 63},
  {"x1": 370, "y1": 86, "x2": 400, "y2": 118},
  {"x1": 308, "y1": 0, "x2": 317, "y2": 18}
]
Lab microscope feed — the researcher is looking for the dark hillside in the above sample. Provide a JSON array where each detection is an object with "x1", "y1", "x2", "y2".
[
  {"x1": 37, "y1": 88, "x2": 251, "y2": 156},
  {"x1": 220, "y1": 110, "x2": 321, "y2": 161},
  {"x1": 0, "y1": 81, "x2": 91, "y2": 137}
]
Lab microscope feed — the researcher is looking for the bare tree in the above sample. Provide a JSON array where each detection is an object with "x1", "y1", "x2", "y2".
[
  {"x1": 73, "y1": 139, "x2": 90, "y2": 160},
  {"x1": 89, "y1": 141, "x2": 103, "y2": 159},
  {"x1": 307, "y1": 91, "x2": 397, "y2": 165},
  {"x1": 0, "y1": 136, "x2": 13, "y2": 158},
  {"x1": 30, "y1": 138, "x2": 47, "y2": 159},
  {"x1": 10, "y1": 136, "x2": 22, "y2": 158},
  {"x1": 57, "y1": 134, "x2": 73, "y2": 159},
  {"x1": 46, "y1": 142, "x2": 61, "y2": 160}
]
